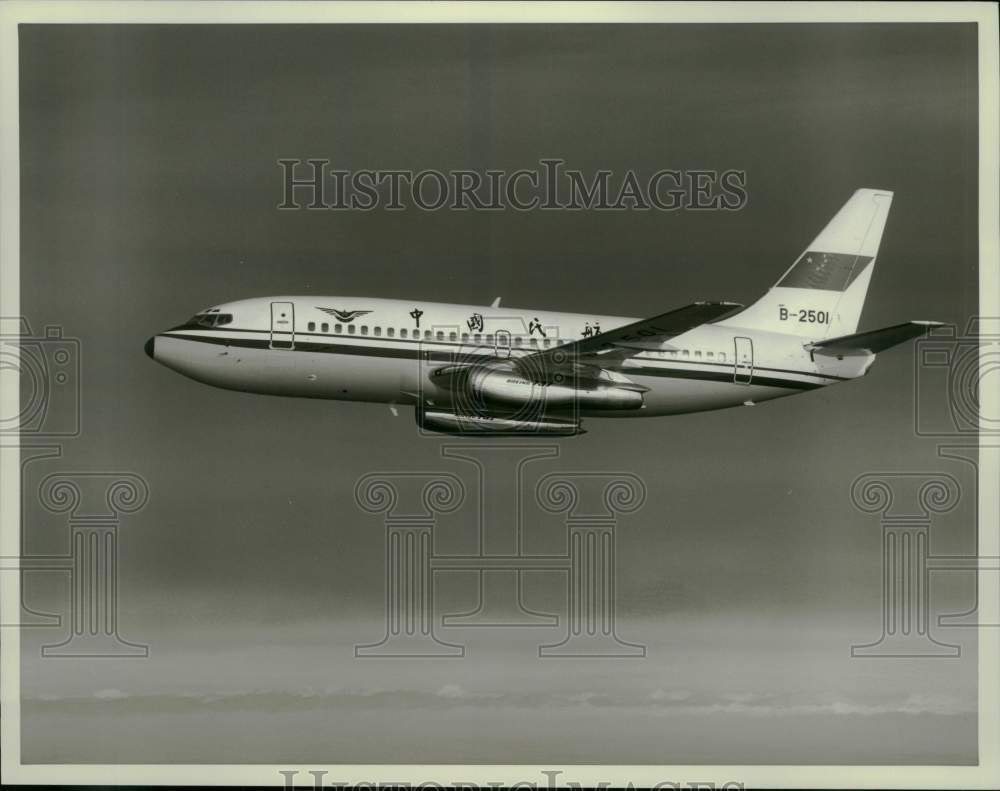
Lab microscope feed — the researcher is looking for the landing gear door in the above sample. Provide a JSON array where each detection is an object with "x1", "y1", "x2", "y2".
[
  {"x1": 495, "y1": 329, "x2": 511, "y2": 359},
  {"x1": 734, "y1": 336, "x2": 753, "y2": 384},
  {"x1": 270, "y1": 301, "x2": 295, "y2": 349}
]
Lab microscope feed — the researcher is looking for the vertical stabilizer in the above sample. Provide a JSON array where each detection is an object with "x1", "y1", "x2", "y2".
[{"x1": 718, "y1": 189, "x2": 893, "y2": 338}]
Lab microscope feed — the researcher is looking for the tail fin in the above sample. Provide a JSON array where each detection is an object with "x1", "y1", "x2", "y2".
[{"x1": 718, "y1": 189, "x2": 893, "y2": 338}]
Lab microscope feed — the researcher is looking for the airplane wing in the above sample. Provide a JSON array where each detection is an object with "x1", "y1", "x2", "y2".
[
  {"x1": 805, "y1": 320, "x2": 943, "y2": 358},
  {"x1": 513, "y1": 301, "x2": 743, "y2": 377}
]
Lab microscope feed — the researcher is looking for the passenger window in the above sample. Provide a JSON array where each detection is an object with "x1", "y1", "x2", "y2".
[
  {"x1": 335, "y1": 324, "x2": 342, "y2": 334},
  {"x1": 348, "y1": 325, "x2": 356, "y2": 335},
  {"x1": 695, "y1": 350, "x2": 702, "y2": 358},
  {"x1": 361, "y1": 326, "x2": 369, "y2": 335},
  {"x1": 682, "y1": 349, "x2": 689, "y2": 357},
  {"x1": 400, "y1": 328, "x2": 407, "y2": 339},
  {"x1": 424, "y1": 330, "x2": 432, "y2": 340},
  {"x1": 449, "y1": 332, "x2": 457, "y2": 341},
  {"x1": 461, "y1": 333, "x2": 469, "y2": 342},
  {"x1": 486, "y1": 334, "x2": 494, "y2": 343},
  {"x1": 719, "y1": 352, "x2": 726, "y2": 362},
  {"x1": 514, "y1": 337, "x2": 523, "y2": 346},
  {"x1": 374, "y1": 327, "x2": 381, "y2": 337},
  {"x1": 530, "y1": 338, "x2": 538, "y2": 346},
  {"x1": 308, "y1": 321, "x2": 316, "y2": 332},
  {"x1": 474, "y1": 333, "x2": 482, "y2": 343},
  {"x1": 321, "y1": 323, "x2": 329, "y2": 333},
  {"x1": 387, "y1": 328, "x2": 395, "y2": 338},
  {"x1": 706, "y1": 351, "x2": 713, "y2": 358},
  {"x1": 436, "y1": 331, "x2": 444, "y2": 341},
  {"x1": 543, "y1": 338, "x2": 551, "y2": 348}
]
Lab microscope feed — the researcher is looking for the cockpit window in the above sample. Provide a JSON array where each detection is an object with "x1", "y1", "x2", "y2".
[{"x1": 191, "y1": 313, "x2": 233, "y2": 328}]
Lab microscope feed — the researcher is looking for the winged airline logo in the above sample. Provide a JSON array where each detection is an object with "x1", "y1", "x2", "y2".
[{"x1": 317, "y1": 308, "x2": 373, "y2": 323}]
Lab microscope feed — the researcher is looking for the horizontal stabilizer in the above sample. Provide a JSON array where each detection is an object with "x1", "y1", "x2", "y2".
[{"x1": 806, "y1": 321, "x2": 943, "y2": 357}]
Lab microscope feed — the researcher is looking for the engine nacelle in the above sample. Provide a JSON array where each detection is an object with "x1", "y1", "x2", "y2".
[
  {"x1": 460, "y1": 367, "x2": 644, "y2": 410},
  {"x1": 417, "y1": 410, "x2": 584, "y2": 436}
]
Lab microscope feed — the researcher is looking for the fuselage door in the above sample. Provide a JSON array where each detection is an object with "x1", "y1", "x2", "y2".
[
  {"x1": 495, "y1": 329, "x2": 511, "y2": 359},
  {"x1": 270, "y1": 301, "x2": 295, "y2": 349},
  {"x1": 734, "y1": 336, "x2": 753, "y2": 384}
]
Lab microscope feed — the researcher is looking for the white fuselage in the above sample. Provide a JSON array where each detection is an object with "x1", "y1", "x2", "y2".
[{"x1": 146, "y1": 296, "x2": 872, "y2": 418}]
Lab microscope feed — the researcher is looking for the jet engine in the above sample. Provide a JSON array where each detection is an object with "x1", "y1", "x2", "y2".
[
  {"x1": 417, "y1": 409, "x2": 584, "y2": 436},
  {"x1": 432, "y1": 365, "x2": 645, "y2": 411}
]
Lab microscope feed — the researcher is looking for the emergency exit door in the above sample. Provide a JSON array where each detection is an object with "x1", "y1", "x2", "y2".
[
  {"x1": 270, "y1": 302, "x2": 295, "y2": 349},
  {"x1": 495, "y1": 329, "x2": 511, "y2": 359},
  {"x1": 734, "y1": 336, "x2": 753, "y2": 384}
]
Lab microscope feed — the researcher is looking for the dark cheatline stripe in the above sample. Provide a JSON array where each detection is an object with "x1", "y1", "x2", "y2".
[
  {"x1": 776, "y1": 251, "x2": 873, "y2": 292},
  {"x1": 163, "y1": 331, "x2": 828, "y2": 391},
  {"x1": 164, "y1": 332, "x2": 490, "y2": 362},
  {"x1": 623, "y1": 365, "x2": 821, "y2": 390}
]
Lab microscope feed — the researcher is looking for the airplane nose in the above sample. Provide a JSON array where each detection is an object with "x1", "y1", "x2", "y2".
[{"x1": 144, "y1": 336, "x2": 156, "y2": 359}]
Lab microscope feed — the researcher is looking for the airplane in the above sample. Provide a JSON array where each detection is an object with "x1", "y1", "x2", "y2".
[{"x1": 144, "y1": 188, "x2": 940, "y2": 436}]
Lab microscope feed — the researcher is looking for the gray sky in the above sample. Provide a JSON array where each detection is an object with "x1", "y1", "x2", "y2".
[{"x1": 17, "y1": 23, "x2": 980, "y2": 764}]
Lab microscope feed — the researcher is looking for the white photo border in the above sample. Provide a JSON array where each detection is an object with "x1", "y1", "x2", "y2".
[{"x1": 1, "y1": 1, "x2": 997, "y2": 787}]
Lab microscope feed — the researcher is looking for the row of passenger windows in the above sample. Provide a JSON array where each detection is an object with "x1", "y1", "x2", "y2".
[
  {"x1": 302, "y1": 321, "x2": 728, "y2": 360},
  {"x1": 304, "y1": 321, "x2": 573, "y2": 348},
  {"x1": 653, "y1": 349, "x2": 727, "y2": 361}
]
